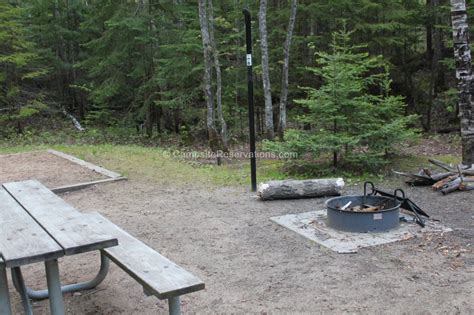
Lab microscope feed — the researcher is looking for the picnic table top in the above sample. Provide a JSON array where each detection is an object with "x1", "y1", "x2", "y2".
[{"x1": 0, "y1": 180, "x2": 118, "y2": 268}]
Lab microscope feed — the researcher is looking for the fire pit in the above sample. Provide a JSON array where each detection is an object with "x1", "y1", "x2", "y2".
[{"x1": 325, "y1": 185, "x2": 401, "y2": 233}]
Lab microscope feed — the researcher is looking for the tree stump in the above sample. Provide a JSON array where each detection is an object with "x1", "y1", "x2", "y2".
[{"x1": 257, "y1": 178, "x2": 344, "y2": 200}]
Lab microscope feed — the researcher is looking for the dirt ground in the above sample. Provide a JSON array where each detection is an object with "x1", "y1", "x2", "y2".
[
  {"x1": 398, "y1": 134, "x2": 462, "y2": 157},
  {"x1": 0, "y1": 151, "x2": 106, "y2": 188},
  {"x1": 2, "y1": 151, "x2": 473, "y2": 314}
]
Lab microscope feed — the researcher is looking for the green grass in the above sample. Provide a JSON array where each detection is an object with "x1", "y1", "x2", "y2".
[
  {"x1": 0, "y1": 143, "x2": 461, "y2": 188},
  {"x1": 0, "y1": 144, "x2": 289, "y2": 187}
]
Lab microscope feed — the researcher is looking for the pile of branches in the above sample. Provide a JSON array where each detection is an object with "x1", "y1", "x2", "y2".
[{"x1": 393, "y1": 159, "x2": 474, "y2": 195}]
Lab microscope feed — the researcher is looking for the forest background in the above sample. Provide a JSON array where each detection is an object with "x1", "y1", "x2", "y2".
[{"x1": 1, "y1": 0, "x2": 470, "y2": 174}]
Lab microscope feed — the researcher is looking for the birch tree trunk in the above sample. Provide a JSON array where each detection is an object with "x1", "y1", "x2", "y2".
[
  {"x1": 278, "y1": 0, "x2": 297, "y2": 140},
  {"x1": 198, "y1": 0, "x2": 220, "y2": 152},
  {"x1": 207, "y1": 0, "x2": 228, "y2": 151},
  {"x1": 258, "y1": 0, "x2": 274, "y2": 139},
  {"x1": 450, "y1": 0, "x2": 474, "y2": 166}
]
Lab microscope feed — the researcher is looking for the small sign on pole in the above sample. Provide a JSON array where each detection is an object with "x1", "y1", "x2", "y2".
[
  {"x1": 243, "y1": 8, "x2": 257, "y2": 192},
  {"x1": 246, "y1": 54, "x2": 252, "y2": 66}
]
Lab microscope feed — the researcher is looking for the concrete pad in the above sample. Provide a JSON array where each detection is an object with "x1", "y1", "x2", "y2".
[{"x1": 270, "y1": 210, "x2": 452, "y2": 253}]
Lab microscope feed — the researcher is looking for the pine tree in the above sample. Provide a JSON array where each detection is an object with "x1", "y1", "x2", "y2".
[
  {"x1": 79, "y1": 1, "x2": 160, "y2": 132},
  {"x1": 27, "y1": 0, "x2": 89, "y2": 119},
  {"x1": 0, "y1": 2, "x2": 48, "y2": 133},
  {"x1": 269, "y1": 28, "x2": 417, "y2": 169}
]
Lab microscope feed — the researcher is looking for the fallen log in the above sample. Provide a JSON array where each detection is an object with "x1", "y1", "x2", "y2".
[
  {"x1": 433, "y1": 175, "x2": 474, "y2": 193},
  {"x1": 392, "y1": 170, "x2": 435, "y2": 185},
  {"x1": 393, "y1": 158, "x2": 474, "y2": 194},
  {"x1": 432, "y1": 175, "x2": 458, "y2": 190},
  {"x1": 462, "y1": 176, "x2": 474, "y2": 182},
  {"x1": 392, "y1": 170, "x2": 453, "y2": 186},
  {"x1": 429, "y1": 158, "x2": 474, "y2": 176},
  {"x1": 257, "y1": 178, "x2": 344, "y2": 200},
  {"x1": 431, "y1": 172, "x2": 455, "y2": 181},
  {"x1": 428, "y1": 158, "x2": 455, "y2": 172},
  {"x1": 441, "y1": 177, "x2": 462, "y2": 195},
  {"x1": 460, "y1": 182, "x2": 474, "y2": 191}
]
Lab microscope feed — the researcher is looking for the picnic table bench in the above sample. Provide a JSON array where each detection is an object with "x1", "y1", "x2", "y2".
[{"x1": 0, "y1": 180, "x2": 204, "y2": 315}]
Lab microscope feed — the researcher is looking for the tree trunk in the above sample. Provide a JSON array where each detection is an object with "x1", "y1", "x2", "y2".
[
  {"x1": 53, "y1": 1, "x2": 67, "y2": 106},
  {"x1": 173, "y1": 108, "x2": 180, "y2": 134},
  {"x1": 426, "y1": 0, "x2": 433, "y2": 62},
  {"x1": 278, "y1": 0, "x2": 297, "y2": 140},
  {"x1": 142, "y1": 0, "x2": 157, "y2": 137},
  {"x1": 256, "y1": 105, "x2": 262, "y2": 135},
  {"x1": 258, "y1": 0, "x2": 274, "y2": 139},
  {"x1": 258, "y1": 178, "x2": 345, "y2": 200},
  {"x1": 427, "y1": 0, "x2": 442, "y2": 131},
  {"x1": 145, "y1": 103, "x2": 154, "y2": 137},
  {"x1": 207, "y1": 0, "x2": 228, "y2": 151},
  {"x1": 155, "y1": 106, "x2": 162, "y2": 134},
  {"x1": 65, "y1": 1, "x2": 81, "y2": 119},
  {"x1": 450, "y1": 0, "x2": 474, "y2": 166},
  {"x1": 333, "y1": 119, "x2": 338, "y2": 168},
  {"x1": 198, "y1": 0, "x2": 220, "y2": 152}
]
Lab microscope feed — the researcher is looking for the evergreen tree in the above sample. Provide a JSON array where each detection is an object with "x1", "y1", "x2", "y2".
[
  {"x1": 268, "y1": 28, "x2": 417, "y2": 169},
  {"x1": 0, "y1": 2, "x2": 48, "y2": 133},
  {"x1": 26, "y1": 0, "x2": 89, "y2": 119},
  {"x1": 154, "y1": 2, "x2": 203, "y2": 136},
  {"x1": 79, "y1": 1, "x2": 159, "y2": 131},
  {"x1": 0, "y1": 0, "x2": 461, "y2": 168}
]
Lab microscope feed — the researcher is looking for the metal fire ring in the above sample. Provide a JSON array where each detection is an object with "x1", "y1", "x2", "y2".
[{"x1": 325, "y1": 192, "x2": 401, "y2": 233}]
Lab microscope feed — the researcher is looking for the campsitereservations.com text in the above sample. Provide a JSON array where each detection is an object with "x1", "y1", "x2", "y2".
[{"x1": 163, "y1": 150, "x2": 298, "y2": 160}]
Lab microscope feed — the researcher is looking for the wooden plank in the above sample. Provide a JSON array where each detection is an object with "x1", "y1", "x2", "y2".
[
  {"x1": 0, "y1": 188, "x2": 63, "y2": 268},
  {"x1": 3, "y1": 180, "x2": 82, "y2": 218},
  {"x1": 86, "y1": 213, "x2": 205, "y2": 300},
  {"x1": 51, "y1": 177, "x2": 127, "y2": 194},
  {"x1": 48, "y1": 149, "x2": 122, "y2": 178},
  {"x1": 3, "y1": 180, "x2": 118, "y2": 255}
]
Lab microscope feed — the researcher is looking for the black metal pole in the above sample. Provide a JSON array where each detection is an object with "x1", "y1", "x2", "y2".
[{"x1": 243, "y1": 8, "x2": 257, "y2": 192}]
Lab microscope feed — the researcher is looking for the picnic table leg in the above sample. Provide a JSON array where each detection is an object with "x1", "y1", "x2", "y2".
[
  {"x1": 168, "y1": 296, "x2": 181, "y2": 315},
  {"x1": 12, "y1": 252, "x2": 110, "y2": 300},
  {"x1": 11, "y1": 267, "x2": 32, "y2": 315},
  {"x1": 45, "y1": 259, "x2": 65, "y2": 315},
  {"x1": 0, "y1": 266, "x2": 12, "y2": 315}
]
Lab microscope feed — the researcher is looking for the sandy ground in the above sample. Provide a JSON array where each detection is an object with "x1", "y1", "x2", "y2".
[
  {"x1": 1, "y1": 151, "x2": 473, "y2": 314},
  {"x1": 0, "y1": 151, "x2": 106, "y2": 188}
]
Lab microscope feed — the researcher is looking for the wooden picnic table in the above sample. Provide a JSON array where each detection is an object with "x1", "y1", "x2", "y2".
[
  {"x1": 1, "y1": 179, "x2": 204, "y2": 315},
  {"x1": 0, "y1": 180, "x2": 118, "y2": 315}
]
